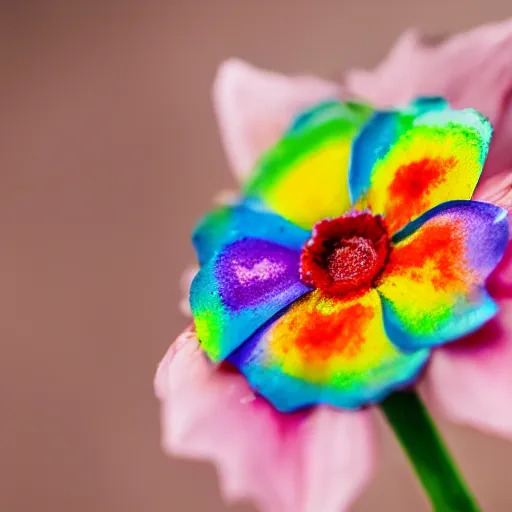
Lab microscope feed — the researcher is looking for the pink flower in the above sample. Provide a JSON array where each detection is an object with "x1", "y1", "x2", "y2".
[{"x1": 156, "y1": 22, "x2": 512, "y2": 512}]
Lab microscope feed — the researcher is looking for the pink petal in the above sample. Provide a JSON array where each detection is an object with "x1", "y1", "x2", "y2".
[
  {"x1": 155, "y1": 329, "x2": 375, "y2": 512},
  {"x1": 474, "y1": 169, "x2": 512, "y2": 217},
  {"x1": 213, "y1": 59, "x2": 340, "y2": 182},
  {"x1": 178, "y1": 265, "x2": 198, "y2": 317},
  {"x1": 345, "y1": 19, "x2": 512, "y2": 176},
  {"x1": 212, "y1": 188, "x2": 239, "y2": 206},
  {"x1": 488, "y1": 243, "x2": 512, "y2": 299},
  {"x1": 423, "y1": 295, "x2": 512, "y2": 438},
  {"x1": 345, "y1": 29, "x2": 425, "y2": 108}
]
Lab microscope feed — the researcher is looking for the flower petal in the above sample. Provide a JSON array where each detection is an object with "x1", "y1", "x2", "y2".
[
  {"x1": 213, "y1": 59, "x2": 340, "y2": 181},
  {"x1": 193, "y1": 201, "x2": 309, "y2": 266},
  {"x1": 423, "y1": 298, "x2": 512, "y2": 438},
  {"x1": 378, "y1": 200, "x2": 509, "y2": 350},
  {"x1": 155, "y1": 330, "x2": 375, "y2": 512},
  {"x1": 190, "y1": 237, "x2": 310, "y2": 361},
  {"x1": 456, "y1": 172, "x2": 512, "y2": 298},
  {"x1": 345, "y1": 20, "x2": 512, "y2": 177},
  {"x1": 474, "y1": 169, "x2": 512, "y2": 216},
  {"x1": 345, "y1": 20, "x2": 512, "y2": 123},
  {"x1": 349, "y1": 106, "x2": 492, "y2": 233},
  {"x1": 229, "y1": 288, "x2": 429, "y2": 412},
  {"x1": 179, "y1": 265, "x2": 199, "y2": 317},
  {"x1": 243, "y1": 101, "x2": 374, "y2": 229},
  {"x1": 488, "y1": 97, "x2": 512, "y2": 176},
  {"x1": 488, "y1": 242, "x2": 512, "y2": 300}
]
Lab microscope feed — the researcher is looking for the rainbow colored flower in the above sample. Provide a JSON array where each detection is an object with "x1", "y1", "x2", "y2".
[{"x1": 190, "y1": 97, "x2": 509, "y2": 413}]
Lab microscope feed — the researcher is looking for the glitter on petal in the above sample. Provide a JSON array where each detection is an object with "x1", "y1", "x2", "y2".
[
  {"x1": 229, "y1": 288, "x2": 429, "y2": 412},
  {"x1": 378, "y1": 200, "x2": 509, "y2": 350},
  {"x1": 349, "y1": 103, "x2": 492, "y2": 233},
  {"x1": 191, "y1": 237, "x2": 311, "y2": 361}
]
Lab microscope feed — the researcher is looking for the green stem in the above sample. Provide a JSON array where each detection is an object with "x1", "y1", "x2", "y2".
[{"x1": 381, "y1": 391, "x2": 480, "y2": 512}]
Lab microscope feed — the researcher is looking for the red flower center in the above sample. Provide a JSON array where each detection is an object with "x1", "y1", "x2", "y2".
[{"x1": 299, "y1": 213, "x2": 391, "y2": 296}]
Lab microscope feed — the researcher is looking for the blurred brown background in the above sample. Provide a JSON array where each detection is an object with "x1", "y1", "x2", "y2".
[{"x1": 1, "y1": 1, "x2": 512, "y2": 511}]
